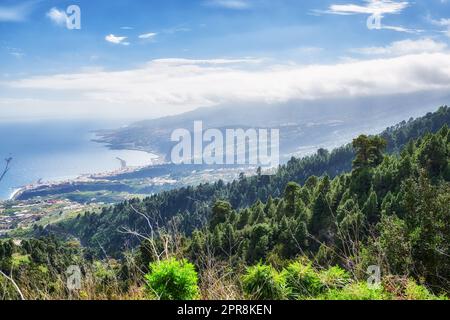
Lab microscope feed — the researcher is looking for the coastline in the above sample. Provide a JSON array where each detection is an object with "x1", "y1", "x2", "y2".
[
  {"x1": 5, "y1": 150, "x2": 165, "y2": 202},
  {"x1": 0, "y1": 120, "x2": 167, "y2": 202},
  {"x1": 6, "y1": 163, "x2": 152, "y2": 202}
]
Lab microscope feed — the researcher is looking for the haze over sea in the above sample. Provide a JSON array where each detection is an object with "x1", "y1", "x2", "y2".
[{"x1": 0, "y1": 120, "x2": 155, "y2": 200}]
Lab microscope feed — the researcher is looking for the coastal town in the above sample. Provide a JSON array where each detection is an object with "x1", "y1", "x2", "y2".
[
  {"x1": 9, "y1": 162, "x2": 151, "y2": 201},
  {"x1": 0, "y1": 159, "x2": 268, "y2": 239},
  {"x1": 0, "y1": 197, "x2": 100, "y2": 237}
]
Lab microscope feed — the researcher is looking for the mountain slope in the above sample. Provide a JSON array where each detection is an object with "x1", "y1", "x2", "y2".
[
  {"x1": 95, "y1": 94, "x2": 445, "y2": 160},
  {"x1": 189, "y1": 125, "x2": 450, "y2": 291},
  {"x1": 58, "y1": 106, "x2": 450, "y2": 255}
]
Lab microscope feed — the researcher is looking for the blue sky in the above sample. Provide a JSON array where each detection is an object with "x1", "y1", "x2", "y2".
[{"x1": 0, "y1": 0, "x2": 450, "y2": 120}]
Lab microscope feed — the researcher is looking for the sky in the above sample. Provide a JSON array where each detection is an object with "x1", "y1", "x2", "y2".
[{"x1": 0, "y1": 0, "x2": 450, "y2": 121}]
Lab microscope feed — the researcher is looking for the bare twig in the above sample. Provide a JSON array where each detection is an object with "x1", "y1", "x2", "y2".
[
  {"x1": 0, "y1": 270, "x2": 25, "y2": 300},
  {"x1": 0, "y1": 157, "x2": 12, "y2": 183}
]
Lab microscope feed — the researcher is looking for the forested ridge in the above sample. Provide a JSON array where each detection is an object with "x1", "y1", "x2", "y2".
[
  {"x1": 189, "y1": 124, "x2": 450, "y2": 293},
  {"x1": 1, "y1": 106, "x2": 449, "y2": 300},
  {"x1": 59, "y1": 106, "x2": 450, "y2": 255}
]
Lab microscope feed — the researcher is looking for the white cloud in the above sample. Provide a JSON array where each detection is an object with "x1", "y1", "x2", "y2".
[
  {"x1": 0, "y1": 1, "x2": 36, "y2": 22},
  {"x1": 138, "y1": 32, "x2": 157, "y2": 39},
  {"x1": 328, "y1": 0, "x2": 409, "y2": 15},
  {"x1": 433, "y1": 18, "x2": 450, "y2": 27},
  {"x1": 428, "y1": 16, "x2": 450, "y2": 38},
  {"x1": 352, "y1": 38, "x2": 448, "y2": 56},
  {"x1": 105, "y1": 34, "x2": 130, "y2": 46},
  {"x1": 204, "y1": 0, "x2": 251, "y2": 10},
  {"x1": 4, "y1": 47, "x2": 26, "y2": 58},
  {"x1": 150, "y1": 58, "x2": 264, "y2": 65},
  {"x1": 163, "y1": 26, "x2": 191, "y2": 34},
  {"x1": 321, "y1": 1, "x2": 417, "y2": 33},
  {"x1": 380, "y1": 25, "x2": 422, "y2": 33},
  {"x1": 46, "y1": 7, "x2": 67, "y2": 26},
  {"x1": 3, "y1": 53, "x2": 450, "y2": 119}
]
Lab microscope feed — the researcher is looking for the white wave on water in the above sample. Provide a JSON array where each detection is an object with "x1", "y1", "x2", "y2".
[{"x1": 9, "y1": 188, "x2": 22, "y2": 200}]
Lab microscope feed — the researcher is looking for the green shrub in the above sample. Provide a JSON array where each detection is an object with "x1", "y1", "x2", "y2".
[
  {"x1": 405, "y1": 280, "x2": 448, "y2": 300},
  {"x1": 322, "y1": 282, "x2": 387, "y2": 300},
  {"x1": 283, "y1": 261, "x2": 323, "y2": 299},
  {"x1": 94, "y1": 261, "x2": 116, "y2": 283},
  {"x1": 145, "y1": 258, "x2": 199, "y2": 300},
  {"x1": 242, "y1": 263, "x2": 287, "y2": 300},
  {"x1": 319, "y1": 266, "x2": 352, "y2": 291}
]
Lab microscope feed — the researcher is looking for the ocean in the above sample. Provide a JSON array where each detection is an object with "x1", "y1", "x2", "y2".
[{"x1": 0, "y1": 119, "x2": 156, "y2": 200}]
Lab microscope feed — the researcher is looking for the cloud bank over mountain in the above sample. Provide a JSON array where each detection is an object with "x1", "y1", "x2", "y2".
[{"x1": 2, "y1": 49, "x2": 450, "y2": 120}]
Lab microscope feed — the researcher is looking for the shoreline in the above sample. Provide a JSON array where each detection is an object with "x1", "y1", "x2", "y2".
[
  {"x1": 5, "y1": 151, "x2": 166, "y2": 202},
  {"x1": 7, "y1": 168, "x2": 135, "y2": 202},
  {"x1": 6, "y1": 163, "x2": 151, "y2": 202},
  {"x1": 0, "y1": 118, "x2": 166, "y2": 202}
]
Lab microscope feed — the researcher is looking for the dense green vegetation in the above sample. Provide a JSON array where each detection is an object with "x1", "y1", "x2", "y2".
[
  {"x1": 1, "y1": 106, "x2": 449, "y2": 300},
  {"x1": 61, "y1": 106, "x2": 450, "y2": 256},
  {"x1": 188, "y1": 125, "x2": 450, "y2": 294},
  {"x1": 240, "y1": 260, "x2": 445, "y2": 300},
  {"x1": 145, "y1": 258, "x2": 199, "y2": 300}
]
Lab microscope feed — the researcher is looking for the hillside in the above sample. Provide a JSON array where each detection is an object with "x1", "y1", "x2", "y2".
[
  {"x1": 2, "y1": 114, "x2": 449, "y2": 300},
  {"x1": 95, "y1": 96, "x2": 441, "y2": 161},
  {"x1": 58, "y1": 106, "x2": 450, "y2": 255},
  {"x1": 4, "y1": 0, "x2": 450, "y2": 303},
  {"x1": 188, "y1": 124, "x2": 450, "y2": 293}
]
